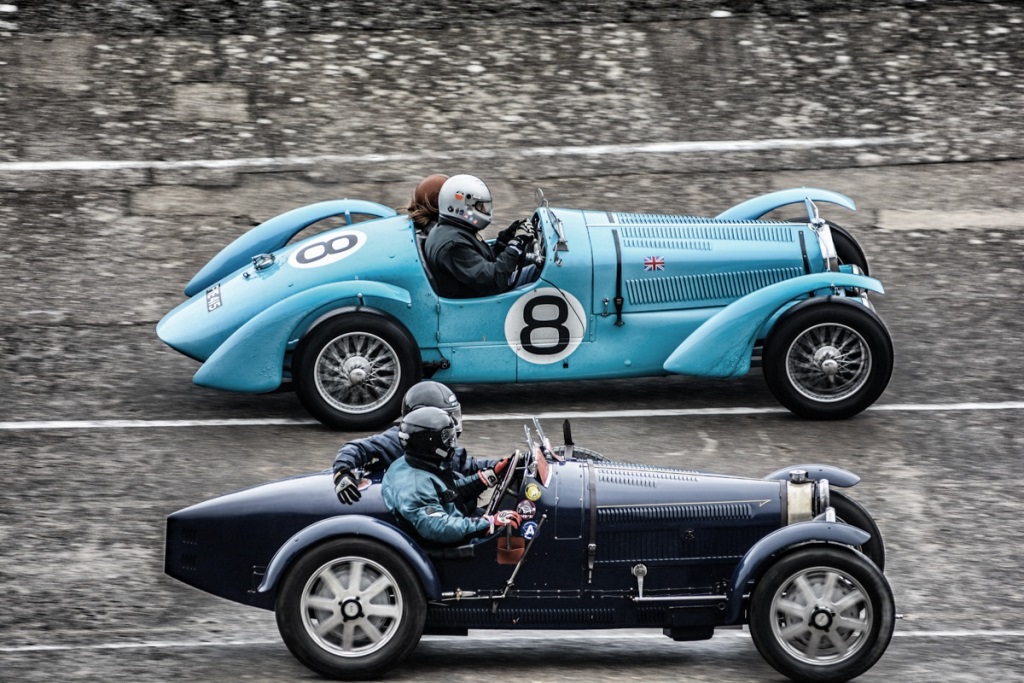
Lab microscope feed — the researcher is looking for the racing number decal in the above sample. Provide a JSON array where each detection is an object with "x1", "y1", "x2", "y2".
[
  {"x1": 504, "y1": 288, "x2": 587, "y2": 364},
  {"x1": 288, "y1": 229, "x2": 367, "y2": 269}
]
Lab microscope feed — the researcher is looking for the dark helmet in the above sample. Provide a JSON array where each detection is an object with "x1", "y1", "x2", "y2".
[
  {"x1": 402, "y1": 380, "x2": 463, "y2": 434},
  {"x1": 399, "y1": 406, "x2": 458, "y2": 464}
]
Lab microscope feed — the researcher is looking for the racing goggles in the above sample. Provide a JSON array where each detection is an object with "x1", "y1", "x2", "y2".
[
  {"x1": 446, "y1": 405, "x2": 464, "y2": 435},
  {"x1": 440, "y1": 424, "x2": 458, "y2": 449}
]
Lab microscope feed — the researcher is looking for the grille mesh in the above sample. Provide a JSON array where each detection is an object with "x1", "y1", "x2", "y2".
[{"x1": 626, "y1": 266, "x2": 804, "y2": 305}]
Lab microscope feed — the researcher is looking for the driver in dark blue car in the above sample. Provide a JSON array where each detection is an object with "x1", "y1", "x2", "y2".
[
  {"x1": 331, "y1": 380, "x2": 508, "y2": 505},
  {"x1": 425, "y1": 173, "x2": 537, "y2": 298},
  {"x1": 382, "y1": 406, "x2": 521, "y2": 544}
]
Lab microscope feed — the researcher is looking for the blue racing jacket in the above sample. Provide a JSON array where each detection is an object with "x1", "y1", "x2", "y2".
[
  {"x1": 381, "y1": 456, "x2": 491, "y2": 544},
  {"x1": 332, "y1": 425, "x2": 499, "y2": 477}
]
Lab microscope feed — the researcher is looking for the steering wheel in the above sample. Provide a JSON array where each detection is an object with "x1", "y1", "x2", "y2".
[
  {"x1": 516, "y1": 214, "x2": 544, "y2": 267},
  {"x1": 483, "y1": 449, "x2": 525, "y2": 518}
]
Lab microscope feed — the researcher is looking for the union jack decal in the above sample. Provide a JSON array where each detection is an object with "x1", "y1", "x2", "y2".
[{"x1": 644, "y1": 256, "x2": 665, "y2": 272}]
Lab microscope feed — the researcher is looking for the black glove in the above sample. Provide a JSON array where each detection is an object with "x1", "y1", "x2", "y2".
[
  {"x1": 497, "y1": 218, "x2": 529, "y2": 247},
  {"x1": 333, "y1": 468, "x2": 361, "y2": 505}
]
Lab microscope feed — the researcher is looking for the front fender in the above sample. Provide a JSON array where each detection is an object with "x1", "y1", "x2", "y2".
[
  {"x1": 193, "y1": 281, "x2": 412, "y2": 392},
  {"x1": 763, "y1": 464, "x2": 861, "y2": 488},
  {"x1": 184, "y1": 200, "x2": 398, "y2": 297},
  {"x1": 662, "y1": 273, "x2": 883, "y2": 378},
  {"x1": 724, "y1": 521, "x2": 871, "y2": 624},
  {"x1": 257, "y1": 515, "x2": 441, "y2": 600},
  {"x1": 714, "y1": 188, "x2": 856, "y2": 222}
]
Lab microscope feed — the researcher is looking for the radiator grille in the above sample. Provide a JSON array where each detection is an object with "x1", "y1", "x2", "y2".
[{"x1": 626, "y1": 266, "x2": 804, "y2": 305}]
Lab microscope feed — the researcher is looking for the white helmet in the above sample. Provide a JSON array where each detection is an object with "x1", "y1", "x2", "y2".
[{"x1": 438, "y1": 174, "x2": 493, "y2": 231}]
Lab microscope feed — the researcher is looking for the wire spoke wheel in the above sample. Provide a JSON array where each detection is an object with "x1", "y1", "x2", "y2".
[
  {"x1": 786, "y1": 322, "x2": 870, "y2": 403},
  {"x1": 295, "y1": 314, "x2": 419, "y2": 429},
  {"x1": 763, "y1": 302, "x2": 893, "y2": 419},
  {"x1": 315, "y1": 331, "x2": 401, "y2": 414}
]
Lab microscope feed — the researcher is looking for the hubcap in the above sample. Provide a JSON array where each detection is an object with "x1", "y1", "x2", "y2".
[
  {"x1": 770, "y1": 566, "x2": 873, "y2": 666},
  {"x1": 300, "y1": 556, "x2": 404, "y2": 658},
  {"x1": 314, "y1": 332, "x2": 401, "y2": 414},
  {"x1": 786, "y1": 323, "x2": 871, "y2": 403}
]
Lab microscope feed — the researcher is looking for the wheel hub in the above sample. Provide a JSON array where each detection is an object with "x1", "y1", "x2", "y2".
[
  {"x1": 340, "y1": 597, "x2": 363, "y2": 621},
  {"x1": 342, "y1": 357, "x2": 370, "y2": 385},
  {"x1": 813, "y1": 346, "x2": 841, "y2": 378},
  {"x1": 810, "y1": 605, "x2": 835, "y2": 631}
]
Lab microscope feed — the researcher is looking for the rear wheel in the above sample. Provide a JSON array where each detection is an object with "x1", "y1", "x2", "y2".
[
  {"x1": 275, "y1": 538, "x2": 426, "y2": 680},
  {"x1": 294, "y1": 314, "x2": 420, "y2": 430},
  {"x1": 763, "y1": 302, "x2": 893, "y2": 419},
  {"x1": 749, "y1": 546, "x2": 895, "y2": 682}
]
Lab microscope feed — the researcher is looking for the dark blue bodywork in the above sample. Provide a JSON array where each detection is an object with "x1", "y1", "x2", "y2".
[{"x1": 165, "y1": 452, "x2": 862, "y2": 636}]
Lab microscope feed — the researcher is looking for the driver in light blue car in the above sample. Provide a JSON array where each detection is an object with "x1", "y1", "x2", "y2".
[
  {"x1": 382, "y1": 406, "x2": 521, "y2": 544},
  {"x1": 425, "y1": 174, "x2": 537, "y2": 298},
  {"x1": 332, "y1": 380, "x2": 507, "y2": 504}
]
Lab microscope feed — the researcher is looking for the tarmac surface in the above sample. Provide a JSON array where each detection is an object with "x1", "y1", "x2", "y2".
[{"x1": 2, "y1": 2, "x2": 1024, "y2": 682}]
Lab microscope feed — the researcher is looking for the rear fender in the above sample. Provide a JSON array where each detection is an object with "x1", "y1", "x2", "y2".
[
  {"x1": 193, "y1": 281, "x2": 412, "y2": 392},
  {"x1": 724, "y1": 521, "x2": 871, "y2": 624},
  {"x1": 763, "y1": 464, "x2": 861, "y2": 488},
  {"x1": 662, "y1": 273, "x2": 883, "y2": 378},
  {"x1": 185, "y1": 200, "x2": 398, "y2": 297},
  {"x1": 257, "y1": 515, "x2": 441, "y2": 600},
  {"x1": 714, "y1": 188, "x2": 855, "y2": 222}
]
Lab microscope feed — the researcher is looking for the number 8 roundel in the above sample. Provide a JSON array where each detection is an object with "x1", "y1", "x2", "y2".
[{"x1": 504, "y1": 287, "x2": 587, "y2": 364}]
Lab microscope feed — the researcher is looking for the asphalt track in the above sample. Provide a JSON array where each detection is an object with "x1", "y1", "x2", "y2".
[
  {"x1": 4, "y1": 161, "x2": 1024, "y2": 682},
  {"x1": 3, "y1": 3, "x2": 1024, "y2": 680}
]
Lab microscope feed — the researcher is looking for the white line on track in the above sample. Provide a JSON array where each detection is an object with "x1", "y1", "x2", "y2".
[
  {"x1": 0, "y1": 136, "x2": 912, "y2": 173},
  {"x1": 2, "y1": 629, "x2": 1022, "y2": 653},
  {"x1": 1, "y1": 401, "x2": 1022, "y2": 431}
]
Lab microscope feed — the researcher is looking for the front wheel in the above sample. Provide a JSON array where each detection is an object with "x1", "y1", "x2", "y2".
[
  {"x1": 763, "y1": 302, "x2": 893, "y2": 420},
  {"x1": 294, "y1": 314, "x2": 420, "y2": 430},
  {"x1": 749, "y1": 546, "x2": 895, "y2": 683},
  {"x1": 830, "y1": 489, "x2": 885, "y2": 571},
  {"x1": 275, "y1": 539, "x2": 426, "y2": 680}
]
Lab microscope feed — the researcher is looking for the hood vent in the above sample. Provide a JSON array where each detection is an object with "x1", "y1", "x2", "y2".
[
  {"x1": 626, "y1": 266, "x2": 804, "y2": 305},
  {"x1": 618, "y1": 218, "x2": 795, "y2": 244}
]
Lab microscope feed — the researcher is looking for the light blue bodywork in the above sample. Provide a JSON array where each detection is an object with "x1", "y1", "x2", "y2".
[{"x1": 157, "y1": 187, "x2": 884, "y2": 407}]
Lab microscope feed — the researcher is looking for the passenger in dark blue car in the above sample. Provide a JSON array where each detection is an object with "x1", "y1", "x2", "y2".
[{"x1": 331, "y1": 380, "x2": 507, "y2": 504}]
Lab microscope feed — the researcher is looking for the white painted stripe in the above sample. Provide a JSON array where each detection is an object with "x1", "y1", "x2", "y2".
[
  {"x1": 0, "y1": 401, "x2": 1022, "y2": 431},
  {"x1": 2, "y1": 629, "x2": 1021, "y2": 653},
  {"x1": 0, "y1": 136, "x2": 911, "y2": 173}
]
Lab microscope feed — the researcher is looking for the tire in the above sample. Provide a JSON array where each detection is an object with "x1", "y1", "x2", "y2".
[
  {"x1": 784, "y1": 218, "x2": 869, "y2": 275},
  {"x1": 828, "y1": 222, "x2": 870, "y2": 276},
  {"x1": 763, "y1": 301, "x2": 893, "y2": 420},
  {"x1": 275, "y1": 538, "x2": 426, "y2": 680},
  {"x1": 749, "y1": 546, "x2": 895, "y2": 683},
  {"x1": 830, "y1": 489, "x2": 885, "y2": 572},
  {"x1": 294, "y1": 314, "x2": 420, "y2": 430}
]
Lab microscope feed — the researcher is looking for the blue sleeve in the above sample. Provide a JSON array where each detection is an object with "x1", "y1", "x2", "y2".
[
  {"x1": 332, "y1": 427, "x2": 402, "y2": 474},
  {"x1": 451, "y1": 446, "x2": 500, "y2": 475}
]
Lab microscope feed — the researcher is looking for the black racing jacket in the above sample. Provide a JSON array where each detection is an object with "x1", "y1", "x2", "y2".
[{"x1": 423, "y1": 219, "x2": 520, "y2": 298}]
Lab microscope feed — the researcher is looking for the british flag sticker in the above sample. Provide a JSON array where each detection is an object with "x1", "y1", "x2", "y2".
[{"x1": 644, "y1": 256, "x2": 665, "y2": 272}]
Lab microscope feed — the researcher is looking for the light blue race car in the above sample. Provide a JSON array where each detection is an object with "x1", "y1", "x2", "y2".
[{"x1": 157, "y1": 188, "x2": 893, "y2": 429}]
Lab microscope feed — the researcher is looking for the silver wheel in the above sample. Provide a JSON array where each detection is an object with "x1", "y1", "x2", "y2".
[
  {"x1": 769, "y1": 565, "x2": 873, "y2": 666},
  {"x1": 314, "y1": 332, "x2": 401, "y2": 415},
  {"x1": 300, "y1": 555, "x2": 404, "y2": 658},
  {"x1": 785, "y1": 322, "x2": 871, "y2": 403}
]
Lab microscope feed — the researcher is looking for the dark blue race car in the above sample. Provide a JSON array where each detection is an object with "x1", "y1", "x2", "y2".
[{"x1": 164, "y1": 421, "x2": 894, "y2": 682}]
